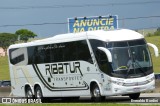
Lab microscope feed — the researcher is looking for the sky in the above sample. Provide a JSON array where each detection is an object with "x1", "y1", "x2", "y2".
[{"x1": 0, "y1": 0, "x2": 160, "y2": 38}]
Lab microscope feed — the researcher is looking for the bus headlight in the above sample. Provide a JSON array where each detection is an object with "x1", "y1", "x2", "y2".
[
  {"x1": 109, "y1": 80, "x2": 124, "y2": 86},
  {"x1": 147, "y1": 76, "x2": 155, "y2": 83}
]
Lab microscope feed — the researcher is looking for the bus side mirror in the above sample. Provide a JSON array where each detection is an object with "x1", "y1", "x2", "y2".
[
  {"x1": 147, "y1": 43, "x2": 159, "y2": 57},
  {"x1": 97, "y1": 47, "x2": 112, "y2": 62}
]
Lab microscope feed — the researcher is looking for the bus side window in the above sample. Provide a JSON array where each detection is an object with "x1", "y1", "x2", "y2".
[
  {"x1": 76, "y1": 40, "x2": 93, "y2": 64},
  {"x1": 9, "y1": 48, "x2": 28, "y2": 65}
]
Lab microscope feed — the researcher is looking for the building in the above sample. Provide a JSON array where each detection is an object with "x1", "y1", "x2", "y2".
[{"x1": 0, "y1": 47, "x2": 5, "y2": 57}]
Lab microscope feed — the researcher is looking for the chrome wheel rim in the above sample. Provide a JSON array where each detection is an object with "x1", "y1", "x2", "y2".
[
  {"x1": 36, "y1": 90, "x2": 42, "y2": 98},
  {"x1": 27, "y1": 90, "x2": 33, "y2": 97},
  {"x1": 93, "y1": 87, "x2": 100, "y2": 97}
]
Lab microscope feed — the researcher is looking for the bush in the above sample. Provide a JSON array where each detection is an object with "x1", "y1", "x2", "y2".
[{"x1": 146, "y1": 27, "x2": 160, "y2": 37}]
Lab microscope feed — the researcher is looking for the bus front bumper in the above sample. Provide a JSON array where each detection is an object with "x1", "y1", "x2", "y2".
[{"x1": 102, "y1": 79, "x2": 155, "y2": 96}]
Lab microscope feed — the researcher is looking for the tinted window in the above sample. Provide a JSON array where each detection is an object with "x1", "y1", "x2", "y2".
[
  {"x1": 106, "y1": 42, "x2": 113, "y2": 48},
  {"x1": 12, "y1": 54, "x2": 24, "y2": 64},
  {"x1": 128, "y1": 39, "x2": 146, "y2": 46},
  {"x1": 63, "y1": 42, "x2": 77, "y2": 61},
  {"x1": 105, "y1": 39, "x2": 146, "y2": 48},
  {"x1": 90, "y1": 39, "x2": 105, "y2": 53},
  {"x1": 28, "y1": 40, "x2": 93, "y2": 64},
  {"x1": 27, "y1": 46, "x2": 37, "y2": 64},
  {"x1": 113, "y1": 42, "x2": 128, "y2": 47},
  {"x1": 96, "y1": 50, "x2": 112, "y2": 75},
  {"x1": 9, "y1": 49, "x2": 25, "y2": 65},
  {"x1": 76, "y1": 40, "x2": 92, "y2": 62},
  {"x1": 90, "y1": 40, "x2": 112, "y2": 75},
  {"x1": 50, "y1": 43, "x2": 66, "y2": 62}
]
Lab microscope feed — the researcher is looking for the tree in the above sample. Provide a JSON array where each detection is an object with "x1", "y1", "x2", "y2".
[
  {"x1": 15, "y1": 29, "x2": 37, "y2": 42},
  {"x1": 154, "y1": 27, "x2": 160, "y2": 36},
  {"x1": 0, "y1": 33, "x2": 17, "y2": 53},
  {"x1": 146, "y1": 27, "x2": 160, "y2": 37},
  {"x1": 157, "y1": 27, "x2": 160, "y2": 32},
  {"x1": 146, "y1": 33, "x2": 152, "y2": 37}
]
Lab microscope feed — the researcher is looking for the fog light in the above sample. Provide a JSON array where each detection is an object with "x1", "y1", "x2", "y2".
[{"x1": 114, "y1": 88, "x2": 120, "y2": 92}]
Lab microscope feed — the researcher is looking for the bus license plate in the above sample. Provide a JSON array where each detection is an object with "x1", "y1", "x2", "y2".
[{"x1": 133, "y1": 87, "x2": 140, "y2": 92}]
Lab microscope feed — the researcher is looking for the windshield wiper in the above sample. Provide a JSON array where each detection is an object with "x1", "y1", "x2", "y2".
[
  {"x1": 125, "y1": 61, "x2": 146, "y2": 78},
  {"x1": 134, "y1": 61, "x2": 146, "y2": 75},
  {"x1": 125, "y1": 62, "x2": 133, "y2": 78},
  {"x1": 132, "y1": 51, "x2": 146, "y2": 76},
  {"x1": 125, "y1": 51, "x2": 146, "y2": 78}
]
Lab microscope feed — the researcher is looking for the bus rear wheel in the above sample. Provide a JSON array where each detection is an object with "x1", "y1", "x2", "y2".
[
  {"x1": 25, "y1": 87, "x2": 33, "y2": 98},
  {"x1": 35, "y1": 86, "x2": 43, "y2": 99},
  {"x1": 129, "y1": 93, "x2": 140, "y2": 100}
]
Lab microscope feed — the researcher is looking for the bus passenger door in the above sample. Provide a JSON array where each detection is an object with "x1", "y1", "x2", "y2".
[{"x1": 96, "y1": 48, "x2": 112, "y2": 93}]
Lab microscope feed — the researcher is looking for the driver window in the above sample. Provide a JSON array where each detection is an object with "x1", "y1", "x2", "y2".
[{"x1": 96, "y1": 50, "x2": 111, "y2": 74}]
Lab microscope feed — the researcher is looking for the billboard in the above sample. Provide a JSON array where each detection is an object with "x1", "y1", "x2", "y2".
[{"x1": 68, "y1": 15, "x2": 118, "y2": 33}]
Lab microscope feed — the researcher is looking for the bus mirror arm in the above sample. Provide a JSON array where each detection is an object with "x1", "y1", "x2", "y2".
[
  {"x1": 97, "y1": 47, "x2": 112, "y2": 62},
  {"x1": 147, "y1": 43, "x2": 159, "y2": 57}
]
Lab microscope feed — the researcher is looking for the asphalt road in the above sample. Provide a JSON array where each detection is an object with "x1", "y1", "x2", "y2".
[
  {"x1": 0, "y1": 88, "x2": 160, "y2": 104},
  {"x1": 0, "y1": 87, "x2": 11, "y2": 97},
  {"x1": 79, "y1": 93, "x2": 160, "y2": 103}
]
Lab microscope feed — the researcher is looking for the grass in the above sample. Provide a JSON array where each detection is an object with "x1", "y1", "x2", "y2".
[
  {"x1": 0, "y1": 36, "x2": 160, "y2": 80},
  {"x1": 0, "y1": 56, "x2": 9, "y2": 80}
]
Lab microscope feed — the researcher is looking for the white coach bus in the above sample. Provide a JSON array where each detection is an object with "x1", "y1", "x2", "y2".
[{"x1": 8, "y1": 29, "x2": 159, "y2": 101}]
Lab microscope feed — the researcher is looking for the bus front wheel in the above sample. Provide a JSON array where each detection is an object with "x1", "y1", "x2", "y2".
[
  {"x1": 91, "y1": 84, "x2": 105, "y2": 102},
  {"x1": 129, "y1": 93, "x2": 140, "y2": 100}
]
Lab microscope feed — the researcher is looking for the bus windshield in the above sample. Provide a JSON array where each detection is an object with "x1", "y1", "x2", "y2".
[{"x1": 107, "y1": 39, "x2": 153, "y2": 78}]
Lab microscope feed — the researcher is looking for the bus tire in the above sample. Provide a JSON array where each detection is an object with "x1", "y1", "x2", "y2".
[
  {"x1": 91, "y1": 83, "x2": 102, "y2": 102},
  {"x1": 35, "y1": 86, "x2": 43, "y2": 100},
  {"x1": 129, "y1": 93, "x2": 140, "y2": 100},
  {"x1": 25, "y1": 87, "x2": 33, "y2": 98}
]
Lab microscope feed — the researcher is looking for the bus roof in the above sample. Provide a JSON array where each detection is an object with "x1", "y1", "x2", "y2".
[
  {"x1": 87, "y1": 29, "x2": 144, "y2": 42},
  {"x1": 9, "y1": 29, "x2": 144, "y2": 49}
]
